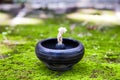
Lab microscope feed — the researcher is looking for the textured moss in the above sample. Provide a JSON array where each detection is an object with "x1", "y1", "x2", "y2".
[{"x1": 0, "y1": 15, "x2": 120, "y2": 80}]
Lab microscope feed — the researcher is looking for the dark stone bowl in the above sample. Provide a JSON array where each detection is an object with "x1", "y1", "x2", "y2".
[{"x1": 35, "y1": 38, "x2": 84, "y2": 71}]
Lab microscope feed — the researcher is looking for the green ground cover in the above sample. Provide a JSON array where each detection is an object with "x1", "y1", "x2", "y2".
[
  {"x1": 0, "y1": 12, "x2": 11, "y2": 25},
  {"x1": 67, "y1": 9, "x2": 120, "y2": 25},
  {"x1": 0, "y1": 12, "x2": 120, "y2": 80}
]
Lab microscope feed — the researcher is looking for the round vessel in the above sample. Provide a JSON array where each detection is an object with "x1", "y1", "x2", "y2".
[{"x1": 35, "y1": 38, "x2": 84, "y2": 71}]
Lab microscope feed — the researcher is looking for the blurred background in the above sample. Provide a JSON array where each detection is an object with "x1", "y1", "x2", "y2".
[
  {"x1": 0, "y1": 1, "x2": 120, "y2": 80},
  {"x1": 0, "y1": 0, "x2": 120, "y2": 26}
]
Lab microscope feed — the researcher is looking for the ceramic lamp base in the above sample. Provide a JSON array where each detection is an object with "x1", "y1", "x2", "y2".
[
  {"x1": 35, "y1": 38, "x2": 84, "y2": 71},
  {"x1": 44, "y1": 62, "x2": 73, "y2": 71}
]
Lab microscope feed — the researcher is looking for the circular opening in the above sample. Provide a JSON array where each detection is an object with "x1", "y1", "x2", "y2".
[{"x1": 41, "y1": 38, "x2": 79, "y2": 50}]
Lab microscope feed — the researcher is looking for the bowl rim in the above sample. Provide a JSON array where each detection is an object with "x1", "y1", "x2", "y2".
[{"x1": 37, "y1": 38, "x2": 84, "y2": 54}]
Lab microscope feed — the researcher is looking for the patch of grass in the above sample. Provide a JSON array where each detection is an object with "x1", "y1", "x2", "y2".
[
  {"x1": 11, "y1": 17, "x2": 44, "y2": 25},
  {"x1": 0, "y1": 15, "x2": 120, "y2": 80},
  {"x1": 67, "y1": 9, "x2": 120, "y2": 26},
  {"x1": 0, "y1": 12, "x2": 11, "y2": 25},
  {"x1": 78, "y1": 9, "x2": 115, "y2": 15}
]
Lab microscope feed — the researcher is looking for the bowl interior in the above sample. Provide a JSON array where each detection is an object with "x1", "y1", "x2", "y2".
[{"x1": 41, "y1": 38, "x2": 79, "y2": 49}]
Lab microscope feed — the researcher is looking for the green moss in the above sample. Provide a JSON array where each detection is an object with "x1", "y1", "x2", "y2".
[{"x1": 0, "y1": 15, "x2": 120, "y2": 80}]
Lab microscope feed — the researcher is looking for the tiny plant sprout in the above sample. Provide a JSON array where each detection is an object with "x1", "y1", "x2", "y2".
[
  {"x1": 56, "y1": 27, "x2": 67, "y2": 49},
  {"x1": 2, "y1": 32, "x2": 8, "y2": 40}
]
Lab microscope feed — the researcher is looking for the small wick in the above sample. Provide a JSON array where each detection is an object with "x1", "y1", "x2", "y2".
[{"x1": 57, "y1": 27, "x2": 67, "y2": 45}]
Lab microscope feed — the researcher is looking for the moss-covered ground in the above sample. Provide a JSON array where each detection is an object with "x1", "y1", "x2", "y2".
[{"x1": 0, "y1": 11, "x2": 120, "y2": 80}]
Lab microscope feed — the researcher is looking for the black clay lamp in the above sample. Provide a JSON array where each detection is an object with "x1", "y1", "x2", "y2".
[{"x1": 35, "y1": 27, "x2": 84, "y2": 71}]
